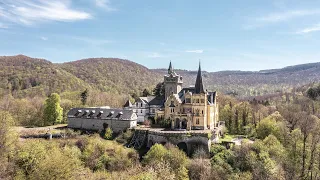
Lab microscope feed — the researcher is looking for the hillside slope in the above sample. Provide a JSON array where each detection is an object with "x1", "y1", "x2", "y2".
[
  {"x1": 0, "y1": 55, "x2": 91, "y2": 97},
  {"x1": 57, "y1": 58, "x2": 162, "y2": 94}
]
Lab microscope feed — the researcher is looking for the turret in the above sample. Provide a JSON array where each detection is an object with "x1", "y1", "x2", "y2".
[{"x1": 164, "y1": 61, "x2": 183, "y2": 100}]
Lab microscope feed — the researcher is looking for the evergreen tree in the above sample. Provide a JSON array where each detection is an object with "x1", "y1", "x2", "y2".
[
  {"x1": 44, "y1": 93, "x2": 63, "y2": 125},
  {"x1": 80, "y1": 89, "x2": 89, "y2": 105},
  {"x1": 153, "y1": 82, "x2": 165, "y2": 98},
  {"x1": 142, "y1": 89, "x2": 151, "y2": 97}
]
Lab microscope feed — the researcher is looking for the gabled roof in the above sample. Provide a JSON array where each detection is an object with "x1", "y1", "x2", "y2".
[
  {"x1": 123, "y1": 100, "x2": 133, "y2": 108},
  {"x1": 68, "y1": 108, "x2": 135, "y2": 120},
  {"x1": 149, "y1": 97, "x2": 165, "y2": 106},
  {"x1": 136, "y1": 96, "x2": 164, "y2": 106}
]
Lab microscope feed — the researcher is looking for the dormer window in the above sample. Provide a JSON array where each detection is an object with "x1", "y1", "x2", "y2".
[
  {"x1": 75, "y1": 110, "x2": 82, "y2": 117},
  {"x1": 82, "y1": 110, "x2": 89, "y2": 117},
  {"x1": 97, "y1": 111, "x2": 103, "y2": 118},
  {"x1": 108, "y1": 111, "x2": 115, "y2": 117},
  {"x1": 116, "y1": 112, "x2": 124, "y2": 118},
  {"x1": 89, "y1": 110, "x2": 95, "y2": 117}
]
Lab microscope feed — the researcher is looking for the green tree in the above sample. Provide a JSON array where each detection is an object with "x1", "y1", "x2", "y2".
[
  {"x1": 80, "y1": 89, "x2": 89, "y2": 105},
  {"x1": 220, "y1": 104, "x2": 232, "y2": 133},
  {"x1": 256, "y1": 115, "x2": 279, "y2": 140},
  {"x1": 142, "y1": 89, "x2": 151, "y2": 97},
  {"x1": 153, "y1": 82, "x2": 165, "y2": 98},
  {"x1": 0, "y1": 111, "x2": 17, "y2": 178},
  {"x1": 43, "y1": 93, "x2": 63, "y2": 125}
]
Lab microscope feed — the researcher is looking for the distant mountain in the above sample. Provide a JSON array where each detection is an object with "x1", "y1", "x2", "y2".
[
  {"x1": 153, "y1": 62, "x2": 320, "y2": 96},
  {"x1": 1, "y1": 55, "x2": 319, "y2": 98}
]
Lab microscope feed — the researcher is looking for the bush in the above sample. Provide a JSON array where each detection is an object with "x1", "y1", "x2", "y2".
[
  {"x1": 103, "y1": 128, "x2": 113, "y2": 140},
  {"x1": 116, "y1": 130, "x2": 133, "y2": 144},
  {"x1": 143, "y1": 144, "x2": 189, "y2": 180},
  {"x1": 188, "y1": 159, "x2": 212, "y2": 180},
  {"x1": 160, "y1": 119, "x2": 171, "y2": 128}
]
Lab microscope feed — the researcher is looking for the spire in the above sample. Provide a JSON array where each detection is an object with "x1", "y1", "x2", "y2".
[
  {"x1": 168, "y1": 61, "x2": 174, "y2": 74},
  {"x1": 195, "y1": 61, "x2": 204, "y2": 94}
]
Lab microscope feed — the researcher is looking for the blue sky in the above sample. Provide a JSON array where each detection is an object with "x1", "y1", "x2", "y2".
[{"x1": 1, "y1": 0, "x2": 320, "y2": 72}]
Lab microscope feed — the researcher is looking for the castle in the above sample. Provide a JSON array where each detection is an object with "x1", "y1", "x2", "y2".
[
  {"x1": 155, "y1": 62, "x2": 219, "y2": 130},
  {"x1": 124, "y1": 61, "x2": 219, "y2": 131}
]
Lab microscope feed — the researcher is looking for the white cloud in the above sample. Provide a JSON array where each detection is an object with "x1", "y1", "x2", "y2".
[
  {"x1": 185, "y1": 50, "x2": 204, "y2": 54},
  {"x1": 296, "y1": 23, "x2": 320, "y2": 34},
  {"x1": 257, "y1": 10, "x2": 320, "y2": 23},
  {"x1": 244, "y1": 9, "x2": 320, "y2": 29},
  {"x1": 95, "y1": 0, "x2": 116, "y2": 11},
  {"x1": 0, "y1": 0, "x2": 92, "y2": 25},
  {"x1": 148, "y1": 52, "x2": 162, "y2": 58},
  {"x1": 40, "y1": 36, "x2": 48, "y2": 41}
]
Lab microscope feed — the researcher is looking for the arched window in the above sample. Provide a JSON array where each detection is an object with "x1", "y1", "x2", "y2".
[{"x1": 196, "y1": 119, "x2": 200, "y2": 124}]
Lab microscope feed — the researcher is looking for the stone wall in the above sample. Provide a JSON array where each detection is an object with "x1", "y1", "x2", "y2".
[{"x1": 146, "y1": 130, "x2": 211, "y2": 155}]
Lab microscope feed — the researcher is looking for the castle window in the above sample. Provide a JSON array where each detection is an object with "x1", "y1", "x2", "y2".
[
  {"x1": 202, "y1": 110, "x2": 204, "y2": 114},
  {"x1": 196, "y1": 99, "x2": 200, "y2": 103},
  {"x1": 185, "y1": 98, "x2": 191, "y2": 103},
  {"x1": 196, "y1": 119, "x2": 200, "y2": 125},
  {"x1": 201, "y1": 99, "x2": 205, "y2": 103},
  {"x1": 141, "y1": 103, "x2": 143, "y2": 107},
  {"x1": 196, "y1": 109, "x2": 200, "y2": 116},
  {"x1": 141, "y1": 110, "x2": 143, "y2": 113}
]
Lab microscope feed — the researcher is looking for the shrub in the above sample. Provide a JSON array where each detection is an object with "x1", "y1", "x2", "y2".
[
  {"x1": 188, "y1": 159, "x2": 212, "y2": 180},
  {"x1": 143, "y1": 144, "x2": 189, "y2": 180},
  {"x1": 103, "y1": 128, "x2": 113, "y2": 140}
]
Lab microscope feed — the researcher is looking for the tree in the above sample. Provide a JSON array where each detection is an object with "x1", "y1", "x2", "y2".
[
  {"x1": 80, "y1": 89, "x2": 89, "y2": 105},
  {"x1": 298, "y1": 113, "x2": 317, "y2": 179},
  {"x1": 256, "y1": 115, "x2": 279, "y2": 140},
  {"x1": 43, "y1": 93, "x2": 63, "y2": 125},
  {"x1": 220, "y1": 104, "x2": 232, "y2": 132},
  {"x1": 0, "y1": 111, "x2": 17, "y2": 178},
  {"x1": 153, "y1": 82, "x2": 165, "y2": 98},
  {"x1": 142, "y1": 89, "x2": 151, "y2": 97}
]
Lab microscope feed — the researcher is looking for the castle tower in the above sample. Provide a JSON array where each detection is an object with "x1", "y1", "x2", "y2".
[{"x1": 164, "y1": 61, "x2": 183, "y2": 100}]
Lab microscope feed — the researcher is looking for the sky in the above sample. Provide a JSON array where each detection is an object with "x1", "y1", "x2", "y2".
[{"x1": 1, "y1": 0, "x2": 320, "y2": 72}]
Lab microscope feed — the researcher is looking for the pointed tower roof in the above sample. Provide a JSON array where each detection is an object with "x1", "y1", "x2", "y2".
[
  {"x1": 168, "y1": 61, "x2": 174, "y2": 74},
  {"x1": 195, "y1": 61, "x2": 205, "y2": 94}
]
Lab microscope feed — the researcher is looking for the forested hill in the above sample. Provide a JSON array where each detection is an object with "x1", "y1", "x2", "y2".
[
  {"x1": 1, "y1": 55, "x2": 320, "y2": 98},
  {"x1": 58, "y1": 58, "x2": 161, "y2": 95},
  {"x1": 154, "y1": 62, "x2": 320, "y2": 96},
  {"x1": 0, "y1": 55, "x2": 91, "y2": 97}
]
